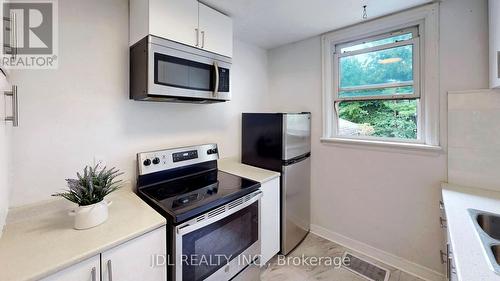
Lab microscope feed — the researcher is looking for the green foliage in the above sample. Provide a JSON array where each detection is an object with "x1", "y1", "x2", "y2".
[
  {"x1": 338, "y1": 36, "x2": 417, "y2": 139},
  {"x1": 339, "y1": 100, "x2": 417, "y2": 139},
  {"x1": 340, "y1": 45, "x2": 413, "y2": 89},
  {"x1": 52, "y1": 164, "x2": 123, "y2": 206}
]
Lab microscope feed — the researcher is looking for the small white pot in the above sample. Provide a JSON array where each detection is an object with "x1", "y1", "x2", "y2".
[{"x1": 69, "y1": 200, "x2": 112, "y2": 230}]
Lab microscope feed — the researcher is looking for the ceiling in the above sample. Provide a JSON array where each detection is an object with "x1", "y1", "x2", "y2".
[{"x1": 202, "y1": 0, "x2": 434, "y2": 49}]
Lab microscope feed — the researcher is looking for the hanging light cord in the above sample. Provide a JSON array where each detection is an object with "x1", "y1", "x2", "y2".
[{"x1": 363, "y1": 5, "x2": 368, "y2": 19}]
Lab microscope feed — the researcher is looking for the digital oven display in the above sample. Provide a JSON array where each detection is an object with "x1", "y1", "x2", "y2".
[{"x1": 172, "y1": 150, "x2": 198, "y2": 163}]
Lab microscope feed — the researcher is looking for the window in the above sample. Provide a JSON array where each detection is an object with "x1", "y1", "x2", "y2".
[
  {"x1": 322, "y1": 4, "x2": 440, "y2": 149},
  {"x1": 334, "y1": 27, "x2": 420, "y2": 142}
]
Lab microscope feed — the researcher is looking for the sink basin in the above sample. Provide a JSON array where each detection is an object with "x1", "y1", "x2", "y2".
[
  {"x1": 477, "y1": 214, "x2": 500, "y2": 240},
  {"x1": 493, "y1": 245, "x2": 500, "y2": 265},
  {"x1": 469, "y1": 209, "x2": 500, "y2": 274}
]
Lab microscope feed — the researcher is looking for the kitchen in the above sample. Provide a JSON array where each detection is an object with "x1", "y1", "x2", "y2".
[{"x1": 0, "y1": 0, "x2": 499, "y2": 280}]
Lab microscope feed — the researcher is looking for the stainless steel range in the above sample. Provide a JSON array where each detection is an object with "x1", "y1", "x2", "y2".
[{"x1": 136, "y1": 144, "x2": 262, "y2": 281}]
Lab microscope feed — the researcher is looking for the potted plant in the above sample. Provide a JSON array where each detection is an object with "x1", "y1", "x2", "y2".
[{"x1": 52, "y1": 164, "x2": 123, "y2": 230}]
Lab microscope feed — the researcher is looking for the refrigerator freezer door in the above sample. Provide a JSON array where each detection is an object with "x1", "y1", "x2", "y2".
[
  {"x1": 283, "y1": 113, "x2": 311, "y2": 161},
  {"x1": 282, "y1": 156, "x2": 311, "y2": 255}
]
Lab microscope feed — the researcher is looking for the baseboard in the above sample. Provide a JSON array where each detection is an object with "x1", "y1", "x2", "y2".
[{"x1": 310, "y1": 224, "x2": 444, "y2": 281}]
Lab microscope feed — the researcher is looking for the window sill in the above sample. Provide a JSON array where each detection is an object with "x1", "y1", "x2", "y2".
[{"x1": 320, "y1": 137, "x2": 443, "y2": 152}]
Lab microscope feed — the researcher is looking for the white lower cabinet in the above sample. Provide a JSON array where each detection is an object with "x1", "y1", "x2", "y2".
[
  {"x1": 260, "y1": 177, "x2": 281, "y2": 265},
  {"x1": 102, "y1": 226, "x2": 166, "y2": 281},
  {"x1": 41, "y1": 255, "x2": 100, "y2": 281},
  {"x1": 440, "y1": 200, "x2": 458, "y2": 281},
  {"x1": 42, "y1": 226, "x2": 166, "y2": 281}
]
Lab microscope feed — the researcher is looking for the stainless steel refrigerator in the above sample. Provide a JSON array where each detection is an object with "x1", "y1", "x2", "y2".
[{"x1": 242, "y1": 112, "x2": 311, "y2": 255}]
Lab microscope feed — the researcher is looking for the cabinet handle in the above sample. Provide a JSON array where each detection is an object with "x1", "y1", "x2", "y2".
[
  {"x1": 10, "y1": 12, "x2": 16, "y2": 60},
  {"x1": 14, "y1": 12, "x2": 17, "y2": 59},
  {"x1": 446, "y1": 244, "x2": 451, "y2": 280},
  {"x1": 91, "y1": 267, "x2": 97, "y2": 281},
  {"x1": 201, "y1": 30, "x2": 205, "y2": 48},
  {"x1": 440, "y1": 250, "x2": 446, "y2": 264},
  {"x1": 4, "y1": 85, "x2": 18, "y2": 127},
  {"x1": 195, "y1": 28, "x2": 199, "y2": 47},
  {"x1": 440, "y1": 216, "x2": 447, "y2": 228},
  {"x1": 107, "y1": 260, "x2": 113, "y2": 281}
]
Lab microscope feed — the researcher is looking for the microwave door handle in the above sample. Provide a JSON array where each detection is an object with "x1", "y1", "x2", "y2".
[{"x1": 213, "y1": 62, "x2": 219, "y2": 97}]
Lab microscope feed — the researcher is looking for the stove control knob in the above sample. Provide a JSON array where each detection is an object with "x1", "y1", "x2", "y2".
[
  {"x1": 207, "y1": 148, "x2": 218, "y2": 155},
  {"x1": 152, "y1": 157, "x2": 160, "y2": 165},
  {"x1": 143, "y1": 159, "x2": 151, "y2": 166}
]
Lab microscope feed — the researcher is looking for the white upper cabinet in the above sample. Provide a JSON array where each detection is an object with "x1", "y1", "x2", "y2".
[
  {"x1": 490, "y1": 0, "x2": 500, "y2": 88},
  {"x1": 149, "y1": 0, "x2": 199, "y2": 48},
  {"x1": 130, "y1": 0, "x2": 233, "y2": 58},
  {"x1": 198, "y1": 3, "x2": 233, "y2": 58}
]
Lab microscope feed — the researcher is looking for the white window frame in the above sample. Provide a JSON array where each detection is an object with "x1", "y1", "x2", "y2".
[
  {"x1": 333, "y1": 26, "x2": 422, "y2": 144},
  {"x1": 321, "y1": 3, "x2": 440, "y2": 150}
]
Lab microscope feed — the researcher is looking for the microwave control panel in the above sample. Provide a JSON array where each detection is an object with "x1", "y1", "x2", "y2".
[{"x1": 218, "y1": 68, "x2": 230, "y2": 92}]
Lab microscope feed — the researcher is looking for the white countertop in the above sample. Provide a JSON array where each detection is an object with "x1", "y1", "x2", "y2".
[
  {"x1": 0, "y1": 189, "x2": 166, "y2": 281},
  {"x1": 218, "y1": 158, "x2": 280, "y2": 183},
  {"x1": 441, "y1": 183, "x2": 500, "y2": 281},
  {"x1": 0, "y1": 160, "x2": 277, "y2": 281}
]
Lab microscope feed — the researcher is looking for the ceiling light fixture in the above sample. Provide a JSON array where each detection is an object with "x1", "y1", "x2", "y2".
[{"x1": 362, "y1": 5, "x2": 368, "y2": 20}]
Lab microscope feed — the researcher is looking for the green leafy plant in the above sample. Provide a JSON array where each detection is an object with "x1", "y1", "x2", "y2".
[{"x1": 52, "y1": 164, "x2": 123, "y2": 206}]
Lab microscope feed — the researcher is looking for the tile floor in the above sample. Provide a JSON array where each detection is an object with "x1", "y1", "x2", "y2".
[{"x1": 261, "y1": 233, "x2": 426, "y2": 281}]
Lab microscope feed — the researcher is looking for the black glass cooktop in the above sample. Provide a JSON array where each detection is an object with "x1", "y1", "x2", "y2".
[{"x1": 138, "y1": 170, "x2": 260, "y2": 223}]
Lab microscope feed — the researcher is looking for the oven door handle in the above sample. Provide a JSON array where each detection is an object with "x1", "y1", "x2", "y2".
[
  {"x1": 177, "y1": 190, "x2": 262, "y2": 236},
  {"x1": 213, "y1": 62, "x2": 220, "y2": 97}
]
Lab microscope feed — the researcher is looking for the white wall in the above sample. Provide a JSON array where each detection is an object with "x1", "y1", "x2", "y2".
[
  {"x1": 0, "y1": 0, "x2": 7, "y2": 237},
  {"x1": 267, "y1": 0, "x2": 488, "y2": 276},
  {"x1": 9, "y1": 0, "x2": 269, "y2": 206},
  {"x1": 0, "y1": 83, "x2": 11, "y2": 236},
  {"x1": 0, "y1": 110, "x2": 6, "y2": 236}
]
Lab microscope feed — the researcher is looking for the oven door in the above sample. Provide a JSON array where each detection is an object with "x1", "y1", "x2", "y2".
[
  {"x1": 148, "y1": 40, "x2": 231, "y2": 101},
  {"x1": 174, "y1": 191, "x2": 262, "y2": 281}
]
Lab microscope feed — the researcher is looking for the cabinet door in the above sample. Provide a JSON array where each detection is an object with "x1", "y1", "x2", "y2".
[
  {"x1": 0, "y1": 0, "x2": 11, "y2": 238},
  {"x1": 198, "y1": 3, "x2": 233, "y2": 57},
  {"x1": 149, "y1": 0, "x2": 199, "y2": 47},
  {"x1": 101, "y1": 226, "x2": 167, "y2": 281},
  {"x1": 260, "y1": 177, "x2": 281, "y2": 265},
  {"x1": 41, "y1": 255, "x2": 100, "y2": 281},
  {"x1": 490, "y1": 0, "x2": 500, "y2": 88}
]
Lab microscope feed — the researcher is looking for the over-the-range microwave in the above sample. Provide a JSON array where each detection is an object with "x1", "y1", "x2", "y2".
[{"x1": 130, "y1": 35, "x2": 231, "y2": 103}]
